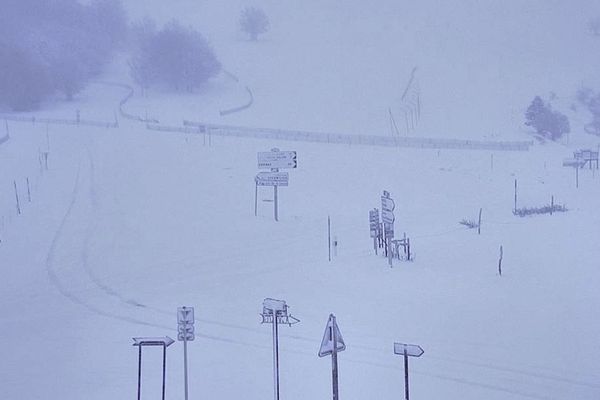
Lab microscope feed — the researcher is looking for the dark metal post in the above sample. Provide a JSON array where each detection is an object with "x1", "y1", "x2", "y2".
[
  {"x1": 332, "y1": 317, "x2": 339, "y2": 400},
  {"x1": 514, "y1": 179, "x2": 518, "y2": 212},
  {"x1": 183, "y1": 334, "x2": 188, "y2": 400},
  {"x1": 13, "y1": 180, "x2": 20, "y2": 215},
  {"x1": 328, "y1": 216, "x2": 331, "y2": 262},
  {"x1": 161, "y1": 344, "x2": 167, "y2": 400},
  {"x1": 274, "y1": 185, "x2": 278, "y2": 221},
  {"x1": 272, "y1": 315, "x2": 280, "y2": 400},
  {"x1": 477, "y1": 208, "x2": 482, "y2": 235},
  {"x1": 254, "y1": 181, "x2": 258, "y2": 216},
  {"x1": 27, "y1": 178, "x2": 31, "y2": 203},
  {"x1": 137, "y1": 346, "x2": 142, "y2": 400},
  {"x1": 403, "y1": 348, "x2": 409, "y2": 400}
]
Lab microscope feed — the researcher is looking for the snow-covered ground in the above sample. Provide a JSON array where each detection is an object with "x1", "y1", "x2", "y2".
[{"x1": 1, "y1": 1, "x2": 600, "y2": 400}]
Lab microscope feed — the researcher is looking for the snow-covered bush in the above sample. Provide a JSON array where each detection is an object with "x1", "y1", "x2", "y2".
[
  {"x1": 239, "y1": 6, "x2": 270, "y2": 41},
  {"x1": 129, "y1": 20, "x2": 221, "y2": 92},
  {"x1": 524, "y1": 96, "x2": 570, "y2": 141}
]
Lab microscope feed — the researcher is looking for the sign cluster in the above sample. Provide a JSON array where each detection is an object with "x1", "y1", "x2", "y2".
[
  {"x1": 255, "y1": 148, "x2": 297, "y2": 221},
  {"x1": 369, "y1": 191, "x2": 411, "y2": 265},
  {"x1": 177, "y1": 306, "x2": 195, "y2": 341}
]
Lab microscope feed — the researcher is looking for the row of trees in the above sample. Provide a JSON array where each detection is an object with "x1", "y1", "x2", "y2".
[
  {"x1": 1, "y1": 1, "x2": 271, "y2": 111},
  {"x1": 0, "y1": 0, "x2": 127, "y2": 110}
]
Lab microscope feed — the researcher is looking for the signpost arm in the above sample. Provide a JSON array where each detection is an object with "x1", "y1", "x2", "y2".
[{"x1": 404, "y1": 348, "x2": 409, "y2": 400}]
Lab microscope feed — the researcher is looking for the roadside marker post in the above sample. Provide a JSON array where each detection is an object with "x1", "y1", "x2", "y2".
[
  {"x1": 381, "y1": 191, "x2": 395, "y2": 267},
  {"x1": 318, "y1": 314, "x2": 346, "y2": 400},
  {"x1": 132, "y1": 336, "x2": 175, "y2": 400},
  {"x1": 393, "y1": 342, "x2": 424, "y2": 400},
  {"x1": 261, "y1": 298, "x2": 300, "y2": 400}
]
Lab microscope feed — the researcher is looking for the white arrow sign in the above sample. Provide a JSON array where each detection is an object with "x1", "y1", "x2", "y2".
[
  {"x1": 255, "y1": 172, "x2": 289, "y2": 186},
  {"x1": 382, "y1": 209, "x2": 395, "y2": 224},
  {"x1": 381, "y1": 196, "x2": 395, "y2": 212},
  {"x1": 318, "y1": 314, "x2": 346, "y2": 357},
  {"x1": 258, "y1": 151, "x2": 297, "y2": 169},
  {"x1": 394, "y1": 343, "x2": 424, "y2": 357}
]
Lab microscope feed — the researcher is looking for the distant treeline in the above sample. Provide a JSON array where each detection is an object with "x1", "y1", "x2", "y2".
[
  {"x1": 0, "y1": 0, "x2": 222, "y2": 112},
  {"x1": 0, "y1": 0, "x2": 127, "y2": 110}
]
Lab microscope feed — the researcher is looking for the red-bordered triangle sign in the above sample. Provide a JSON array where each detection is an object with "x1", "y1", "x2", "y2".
[{"x1": 318, "y1": 314, "x2": 346, "y2": 357}]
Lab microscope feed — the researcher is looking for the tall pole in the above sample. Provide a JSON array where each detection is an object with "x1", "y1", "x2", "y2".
[
  {"x1": 137, "y1": 346, "x2": 142, "y2": 400},
  {"x1": 13, "y1": 180, "x2": 20, "y2": 215},
  {"x1": 183, "y1": 333, "x2": 189, "y2": 400},
  {"x1": 403, "y1": 348, "x2": 409, "y2": 400},
  {"x1": 254, "y1": 181, "x2": 258, "y2": 216},
  {"x1": 331, "y1": 316, "x2": 339, "y2": 400},
  {"x1": 162, "y1": 344, "x2": 167, "y2": 400},
  {"x1": 272, "y1": 316, "x2": 280, "y2": 400}
]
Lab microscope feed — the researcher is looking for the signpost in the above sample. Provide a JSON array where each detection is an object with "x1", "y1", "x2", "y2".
[
  {"x1": 261, "y1": 298, "x2": 300, "y2": 400},
  {"x1": 381, "y1": 191, "x2": 395, "y2": 267},
  {"x1": 256, "y1": 149, "x2": 297, "y2": 221},
  {"x1": 132, "y1": 336, "x2": 175, "y2": 400},
  {"x1": 318, "y1": 314, "x2": 346, "y2": 400},
  {"x1": 177, "y1": 307, "x2": 194, "y2": 400},
  {"x1": 369, "y1": 209, "x2": 380, "y2": 255},
  {"x1": 393, "y1": 342, "x2": 424, "y2": 400}
]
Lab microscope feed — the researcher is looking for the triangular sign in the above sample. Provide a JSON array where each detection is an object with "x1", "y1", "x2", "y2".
[{"x1": 318, "y1": 314, "x2": 346, "y2": 357}]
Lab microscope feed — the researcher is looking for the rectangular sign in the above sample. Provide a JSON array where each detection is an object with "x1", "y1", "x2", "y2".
[
  {"x1": 258, "y1": 151, "x2": 297, "y2": 169},
  {"x1": 177, "y1": 307, "x2": 195, "y2": 324},
  {"x1": 381, "y1": 197, "x2": 395, "y2": 212},
  {"x1": 382, "y1": 209, "x2": 395, "y2": 224},
  {"x1": 394, "y1": 343, "x2": 424, "y2": 357},
  {"x1": 256, "y1": 172, "x2": 289, "y2": 186}
]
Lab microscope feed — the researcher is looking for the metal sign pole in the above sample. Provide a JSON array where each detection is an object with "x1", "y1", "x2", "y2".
[
  {"x1": 255, "y1": 180, "x2": 258, "y2": 216},
  {"x1": 162, "y1": 344, "x2": 167, "y2": 400},
  {"x1": 328, "y1": 216, "x2": 332, "y2": 262},
  {"x1": 272, "y1": 315, "x2": 280, "y2": 400},
  {"x1": 137, "y1": 346, "x2": 142, "y2": 400},
  {"x1": 403, "y1": 348, "x2": 409, "y2": 400},
  {"x1": 274, "y1": 185, "x2": 279, "y2": 221},
  {"x1": 331, "y1": 316, "x2": 339, "y2": 400},
  {"x1": 183, "y1": 334, "x2": 189, "y2": 400}
]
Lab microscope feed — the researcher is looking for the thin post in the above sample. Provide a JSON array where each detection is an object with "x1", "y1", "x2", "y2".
[
  {"x1": 498, "y1": 245, "x2": 503, "y2": 276},
  {"x1": 403, "y1": 348, "x2": 410, "y2": 400},
  {"x1": 254, "y1": 181, "x2": 258, "y2": 216},
  {"x1": 183, "y1": 334, "x2": 188, "y2": 400},
  {"x1": 550, "y1": 196, "x2": 554, "y2": 216},
  {"x1": 274, "y1": 185, "x2": 278, "y2": 221},
  {"x1": 328, "y1": 216, "x2": 331, "y2": 262},
  {"x1": 477, "y1": 208, "x2": 482, "y2": 235},
  {"x1": 407, "y1": 238, "x2": 411, "y2": 261},
  {"x1": 388, "y1": 235, "x2": 393, "y2": 267},
  {"x1": 137, "y1": 345, "x2": 142, "y2": 400},
  {"x1": 576, "y1": 165, "x2": 579, "y2": 188},
  {"x1": 26, "y1": 178, "x2": 31, "y2": 203},
  {"x1": 162, "y1": 344, "x2": 167, "y2": 400},
  {"x1": 272, "y1": 315, "x2": 280, "y2": 400},
  {"x1": 514, "y1": 179, "x2": 518, "y2": 213},
  {"x1": 332, "y1": 316, "x2": 339, "y2": 400},
  {"x1": 13, "y1": 180, "x2": 20, "y2": 215}
]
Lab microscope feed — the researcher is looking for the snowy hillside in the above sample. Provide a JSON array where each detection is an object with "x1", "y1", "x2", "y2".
[{"x1": 1, "y1": 1, "x2": 600, "y2": 400}]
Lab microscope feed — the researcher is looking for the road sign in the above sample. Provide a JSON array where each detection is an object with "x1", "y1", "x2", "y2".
[
  {"x1": 382, "y1": 209, "x2": 395, "y2": 224},
  {"x1": 256, "y1": 172, "x2": 289, "y2": 186},
  {"x1": 318, "y1": 314, "x2": 346, "y2": 357},
  {"x1": 177, "y1": 307, "x2": 195, "y2": 324},
  {"x1": 394, "y1": 343, "x2": 424, "y2": 357},
  {"x1": 258, "y1": 151, "x2": 297, "y2": 169},
  {"x1": 381, "y1": 197, "x2": 395, "y2": 212},
  {"x1": 132, "y1": 336, "x2": 175, "y2": 347}
]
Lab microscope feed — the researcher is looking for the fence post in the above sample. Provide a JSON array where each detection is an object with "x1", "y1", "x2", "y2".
[{"x1": 13, "y1": 180, "x2": 21, "y2": 215}]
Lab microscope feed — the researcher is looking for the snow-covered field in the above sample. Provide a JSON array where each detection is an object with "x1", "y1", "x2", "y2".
[{"x1": 1, "y1": 1, "x2": 600, "y2": 400}]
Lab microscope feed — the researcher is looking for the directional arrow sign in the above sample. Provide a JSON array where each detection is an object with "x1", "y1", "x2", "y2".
[
  {"x1": 394, "y1": 343, "x2": 424, "y2": 357},
  {"x1": 258, "y1": 151, "x2": 297, "y2": 169},
  {"x1": 255, "y1": 172, "x2": 289, "y2": 186},
  {"x1": 382, "y1": 209, "x2": 395, "y2": 224},
  {"x1": 318, "y1": 314, "x2": 346, "y2": 357},
  {"x1": 381, "y1": 196, "x2": 395, "y2": 212},
  {"x1": 132, "y1": 336, "x2": 175, "y2": 347}
]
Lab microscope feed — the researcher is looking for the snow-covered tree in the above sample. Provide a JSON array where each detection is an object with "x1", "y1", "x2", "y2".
[
  {"x1": 239, "y1": 6, "x2": 269, "y2": 41},
  {"x1": 525, "y1": 96, "x2": 570, "y2": 140},
  {"x1": 129, "y1": 20, "x2": 221, "y2": 92}
]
